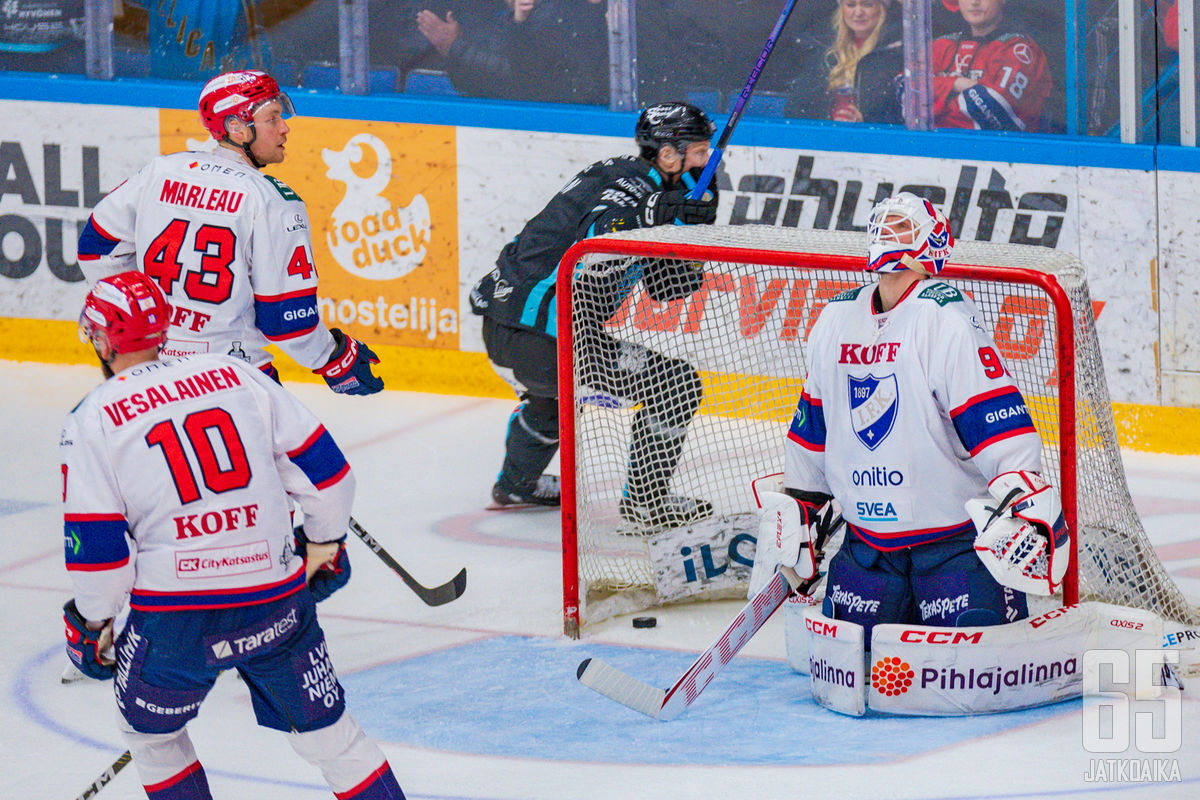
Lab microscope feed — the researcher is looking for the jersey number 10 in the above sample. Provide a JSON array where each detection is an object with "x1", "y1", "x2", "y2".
[{"x1": 145, "y1": 407, "x2": 252, "y2": 504}]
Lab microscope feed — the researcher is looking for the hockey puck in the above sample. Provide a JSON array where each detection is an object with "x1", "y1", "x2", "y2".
[{"x1": 632, "y1": 616, "x2": 657, "y2": 629}]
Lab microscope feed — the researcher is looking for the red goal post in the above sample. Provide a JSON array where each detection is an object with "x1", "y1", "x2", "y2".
[{"x1": 556, "y1": 225, "x2": 1194, "y2": 638}]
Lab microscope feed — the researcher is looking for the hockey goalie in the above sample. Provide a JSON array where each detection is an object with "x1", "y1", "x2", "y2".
[{"x1": 750, "y1": 192, "x2": 1173, "y2": 716}]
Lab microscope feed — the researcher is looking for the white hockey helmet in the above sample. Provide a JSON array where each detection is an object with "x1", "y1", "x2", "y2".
[{"x1": 866, "y1": 192, "x2": 954, "y2": 275}]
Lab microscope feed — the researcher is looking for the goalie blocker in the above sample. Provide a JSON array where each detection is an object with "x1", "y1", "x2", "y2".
[{"x1": 799, "y1": 602, "x2": 1178, "y2": 716}]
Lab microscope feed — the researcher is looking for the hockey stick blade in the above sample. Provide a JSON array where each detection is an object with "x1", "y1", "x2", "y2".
[
  {"x1": 577, "y1": 657, "x2": 667, "y2": 719},
  {"x1": 349, "y1": 518, "x2": 467, "y2": 606},
  {"x1": 74, "y1": 750, "x2": 131, "y2": 800},
  {"x1": 577, "y1": 513, "x2": 846, "y2": 720},
  {"x1": 575, "y1": 570, "x2": 794, "y2": 721}
]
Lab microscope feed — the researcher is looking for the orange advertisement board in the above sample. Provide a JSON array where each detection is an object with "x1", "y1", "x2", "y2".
[{"x1": 159, "y1": 110, "x2": 459, "y2": 348}]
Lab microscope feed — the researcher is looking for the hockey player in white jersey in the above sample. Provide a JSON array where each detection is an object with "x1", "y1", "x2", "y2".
[
  {"x1": 77, "y1": 69, "x2": 383, "y2": 396},
  {"x1": 61, "y1": 271, "x2": 404, "y2": 799},
  {"x1": 752, "y1": 192, "x2": 1070, "y2": 639}
]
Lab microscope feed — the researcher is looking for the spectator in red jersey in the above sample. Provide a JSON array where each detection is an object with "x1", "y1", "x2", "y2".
[{"x1": 932, "y1": 0, "x2": 1052, "y2": 131}]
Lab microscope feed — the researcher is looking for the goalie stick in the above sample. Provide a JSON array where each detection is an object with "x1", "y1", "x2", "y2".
[
  {"x1": 349, "y1": 517, "x2": 467, "y2": 606},
  {"x1": 73, "y1": 750, "x2": 131, "y2": 800},
  {"x1": 577, "y1": 513, "x2": 842, "y2": 720},
  {"x1": 687, "y1": 0, "x2": 799, "y2": 200}
]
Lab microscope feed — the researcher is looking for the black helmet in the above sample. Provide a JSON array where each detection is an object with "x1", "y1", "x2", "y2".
[{"x1": 635, "y1": 102, "x2": 715, "y2": 161}]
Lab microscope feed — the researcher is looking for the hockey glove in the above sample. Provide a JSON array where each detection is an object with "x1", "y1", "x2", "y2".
[
  {"x1": 966, "y1": 470, "x2": 1070, "y2": 596},
  {"x1": 314, "y1": 328, "x2": 384, "y2": 396},
  {"x1": 638, "y1": 186, "x2": 718, "y2": 227},
  {"x1": 294, "y1": 526, "x2": 352, "y2": 602},
  {"x1": 63, "y1": 599, "x2": 115, "y2": 680},
  {"x1": 748, "y1": 490, "x2": 837, "y2": 597}
]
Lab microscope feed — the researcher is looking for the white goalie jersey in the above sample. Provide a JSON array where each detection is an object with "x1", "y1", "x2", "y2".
[
  {"x1": 784, "y1": 281, "x2": 1044, "y2": 550},
  {"x1": 78, "y1": 147, "x2": 336, "y2": 371},
  {"x1": 61, "y1": 355, "x2": 354, "y2": 622}
]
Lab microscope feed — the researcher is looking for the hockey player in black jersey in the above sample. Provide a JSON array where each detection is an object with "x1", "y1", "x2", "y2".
[{"x1": 470, "y1": 101, "x2": 719, "y2": 528}]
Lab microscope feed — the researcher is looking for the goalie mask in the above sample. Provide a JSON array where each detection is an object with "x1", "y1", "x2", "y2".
[
  {"x1": 866, "y1": 192, "x2": 954, "y2": 275},
  {"x1": 635, "y1": 102, "x2": 715, "y2": 161},
  {"x1": 79, "y1": 270, "x2": 171, "y2": 356}
]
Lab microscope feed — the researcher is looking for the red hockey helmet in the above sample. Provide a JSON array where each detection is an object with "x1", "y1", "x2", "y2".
[
  {"x1": 198, "y1": 70, "x2": 294, "y2": 142},
  {"x1": 79, "y1": 271, "x2": 171, "y2": 355}
]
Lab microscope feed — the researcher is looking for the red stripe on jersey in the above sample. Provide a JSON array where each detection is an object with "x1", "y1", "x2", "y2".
[
  {"x1": 949, "y1": 386, "x2": 1018, "y2": 418},
  {"x1": 287, "y1": 427, "x2": 327, "y2": 459},
  {"x1": 969, "y1": 426, "x2": 1038, "y2": 457},
  {"x1": 263, "y1": 324, "x2": 319, "y2": 342},
  {"x1": 132, "y1": 567, "x2": 303, "y2": 597},
  {"x1": 65, "y1": 557, "x2": 130, "y2": 572},
  {"x1": 65, "y1": 512, "x2": 126, "y2": 522},
  {"x1": 786, "y1": 429, "x2": 825, "y2": 452},
  {"x1": 87, "y1": 216, "x2": 120, "y2": 242},
  {"x1": 314, "y1": 462, "x2": 350, "y2": 490},
  {"x1": 253, "y1": 287, "x2": 318, "y2": 303}
]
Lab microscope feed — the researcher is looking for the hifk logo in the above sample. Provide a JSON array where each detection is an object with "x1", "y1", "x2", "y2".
[
  {"x1": 925, "y1": 224, "x2": 952, "y2": 270},
  {"x1": 848, "y1": 373, "x2": 898, "y2": 450}
]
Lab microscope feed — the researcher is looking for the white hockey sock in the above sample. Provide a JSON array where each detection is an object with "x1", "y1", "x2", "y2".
[{"x1": 287, "y1": 710, "x2": 393, "y2": 795}]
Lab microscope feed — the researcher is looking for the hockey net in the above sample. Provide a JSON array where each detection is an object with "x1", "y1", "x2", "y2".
[{"x1": 558, "y1": 224, "x2": 1199, "y2": 637}]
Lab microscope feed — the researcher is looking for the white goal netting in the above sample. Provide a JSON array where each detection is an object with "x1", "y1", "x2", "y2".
[{"x1": 560, "y1": 224, "x2": 1198, "y2": 636}]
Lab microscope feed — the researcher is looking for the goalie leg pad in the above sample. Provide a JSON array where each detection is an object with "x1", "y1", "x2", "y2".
[
  {"x1": 822, "y1": 538, "x2": 917, "y2": 641},
  {"x1": 288, "y1": 710, "x2": 405, "y2": 798},
  {"x1": 803, "y1": 607, "x2": 867, "y2": 716},
  {"x1": 909, "y1": 532, "x2": 1029, "y2": 628}
]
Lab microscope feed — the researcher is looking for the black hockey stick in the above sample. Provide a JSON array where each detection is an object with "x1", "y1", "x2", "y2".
[
  {"x1": 73, "y1": 750, "x2": 131, "y2": 800},
  {"x1": 687, "y1": 0, "x2": 799, "y2": 200},
  {"x1": 348, "y1": 517, "x2": 466, "y2": 606}
]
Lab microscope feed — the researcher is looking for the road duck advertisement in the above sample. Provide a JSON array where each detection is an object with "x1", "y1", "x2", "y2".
[{"x1": 160, "y1": 110, "x2": 460, "y2": 349}]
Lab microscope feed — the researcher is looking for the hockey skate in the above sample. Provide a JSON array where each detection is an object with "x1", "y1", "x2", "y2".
[
  {"x1": 618, "y1": 493, "x2": 713, "y2": 533},
  {"x1": 488, "y1": 475, "x2": 561, "y2": 510}
]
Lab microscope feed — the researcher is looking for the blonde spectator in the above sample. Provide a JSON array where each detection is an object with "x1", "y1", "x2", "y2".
[{"x1": 786, "y1": 0, "x2": 900, "y2": 122}]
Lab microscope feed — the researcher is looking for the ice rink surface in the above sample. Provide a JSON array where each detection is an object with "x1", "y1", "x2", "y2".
[{"x1": 3, "y1": 361, "x2": 1200, "y2": 800}]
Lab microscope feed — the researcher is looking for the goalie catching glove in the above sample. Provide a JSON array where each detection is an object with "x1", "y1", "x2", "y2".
[
  {"x1": 967, "y1": 470, "x2": 1070, "y2": 596},
  {"x1": 314, "y1": 328, "x2": 383, "y2": 396},
  {"x1": 748, "y1": 491, "x2": 838, "y2": 597}
]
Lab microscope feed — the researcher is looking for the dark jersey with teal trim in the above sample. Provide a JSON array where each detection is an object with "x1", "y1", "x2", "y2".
[{"x1": 470, "y1": 155, "x2": 694, "y2": 338}]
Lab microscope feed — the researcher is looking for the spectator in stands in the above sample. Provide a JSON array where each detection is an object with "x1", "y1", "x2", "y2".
[
  {"x1": 414, "y1": 0, "x2": 606, "y2": 104},
  {"x1": 931, "y1": 0, "x2": 1052, "y2": 132},
  {"x1": 785, "y1": 0, "x2": 901, "y2": 122}
]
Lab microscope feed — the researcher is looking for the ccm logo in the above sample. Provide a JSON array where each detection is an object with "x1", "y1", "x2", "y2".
[
  {"x1": 1029, "y1": 603, "x2": 1078, "y2": 628},
  {"x1": 899, "y1": 630, "x2": 984, "y2": 644},
  {"x1": 805, "y1": 618, "x2": 837, "y2": 637},
  {"x1": 1109, "y1": 619, "x2": 1144, "y2": 630}
]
